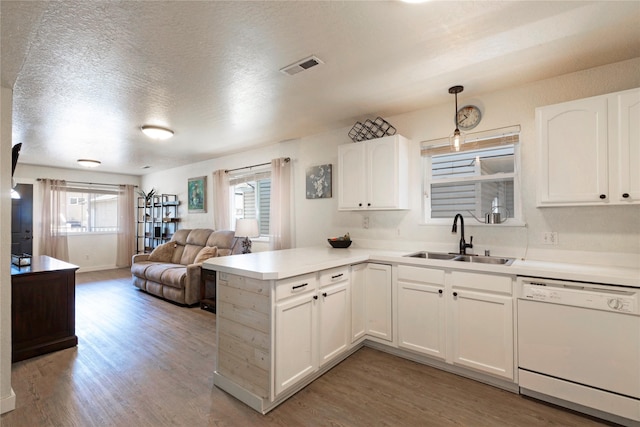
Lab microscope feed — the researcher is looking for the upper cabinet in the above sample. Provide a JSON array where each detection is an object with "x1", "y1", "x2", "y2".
[
  {"x1": 536, "y1": 88, "x2": 640, "y2": 206},
  {"x1": 338, "y1": 134, "x2": 410, "y2": 210}
]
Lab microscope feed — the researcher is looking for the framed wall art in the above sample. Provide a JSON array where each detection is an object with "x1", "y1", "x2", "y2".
[
  {"x1": 306, "y1": 164, "x2": 332, "y2": 199},
  {"x1": 188, "y1": 176, "x2": 207, "y2": 213}
]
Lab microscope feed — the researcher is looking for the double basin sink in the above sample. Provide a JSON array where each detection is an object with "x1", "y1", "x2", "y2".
[{"x1": 404, "y1": 251, "x2": 515, "y2": 266}]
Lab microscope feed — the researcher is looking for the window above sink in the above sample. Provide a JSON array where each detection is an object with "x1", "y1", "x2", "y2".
[{"x1": 421, "y1": 126, "x2": 523, "y2": 226}]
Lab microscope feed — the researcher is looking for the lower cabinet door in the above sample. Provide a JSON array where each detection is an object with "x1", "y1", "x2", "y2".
[
  {"x1": 397, "y1": 281, "x2": 446, "y2": 359},
  {"x1": 350, "y1": 264, "x2": 367, "y2": 342},
  {"x1": 275, "y1": 293, "x2": 317, "y2": 395},
  {"x1": 364, "y1": 263, "x2": 392, "y2": 341},
  {"x1": 318, "y1": 282, "x2": 349, "y2": 366},
  {"x1": 450, "y1": 289, "x2": 514, "y2": 380}
]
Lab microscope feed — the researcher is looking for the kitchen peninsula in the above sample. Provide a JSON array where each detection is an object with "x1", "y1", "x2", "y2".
[{"x1": 203, "y1": 246, "x2": 640, "y2": 420}]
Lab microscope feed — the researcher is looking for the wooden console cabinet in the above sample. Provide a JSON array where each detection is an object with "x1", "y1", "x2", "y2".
[{"x1": 11, "y1": 255, "x2": 79, "y2": 362}]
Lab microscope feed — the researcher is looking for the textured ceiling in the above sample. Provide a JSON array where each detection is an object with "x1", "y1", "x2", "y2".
[{"x1": 2, "y1": 1, "x2": 639, "y2": 175}]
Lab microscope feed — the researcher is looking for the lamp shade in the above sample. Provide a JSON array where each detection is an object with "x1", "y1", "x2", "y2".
[{"x1": 235, "y1": 218, "x2": 260, "y2": 238}]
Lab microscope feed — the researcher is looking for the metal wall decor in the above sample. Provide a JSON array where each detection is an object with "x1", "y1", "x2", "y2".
[
  {"x1": 348, "y1": 116, "x2": 396, "y2": 142},
  {"x1": 306, "y1": 164, "x2": 332, "y2": 199}
]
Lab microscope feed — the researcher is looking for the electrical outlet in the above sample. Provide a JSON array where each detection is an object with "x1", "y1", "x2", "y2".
[
  {"x1": 542, "y1": 232, "x2": 559, "y2": 245},
  {"x1": 363, "y1": 216, "x2": 369, "y2": 229}
]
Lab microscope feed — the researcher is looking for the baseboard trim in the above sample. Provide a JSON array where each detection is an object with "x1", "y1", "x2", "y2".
[{"x1": 1, "y1": 388, "x2": 16, "y2": 414}]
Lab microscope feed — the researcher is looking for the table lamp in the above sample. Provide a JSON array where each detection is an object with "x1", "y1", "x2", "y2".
[{"x1": 235, "y1": 218, "x2": 260, "y2": 254}]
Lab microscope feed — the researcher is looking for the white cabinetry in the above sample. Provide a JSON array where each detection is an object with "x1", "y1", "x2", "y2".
[
  {"x1": 274, "y1": 273, "x2": 318, "y2": 395},
  {"x1": 396, "y1": 266, "x2": 514, "y2": 381},
  {"x1": 274, "y1": 267, "x2": 350, "y2": 396},
  {"x1": 350, "y1": 263, "x2": 366, "y2": 342},
  {"x1": 449, "y1": 271, "x2": 514, "y2": 380},
  {"x1": 397, "y1": 265, "x2": 446, "y2": 359},
  {"x1": 318, "y1": 267, "x2": 350, "y2": 366},
  {"x1": 537, "y1": 87, "x2": 640, "y2": 206},
  {"x1": 338, "y1": 135, "x2": 410, "y2": 210},
  {"x1": 350, "y1": 263, "x2": 393, "y2": 343}
]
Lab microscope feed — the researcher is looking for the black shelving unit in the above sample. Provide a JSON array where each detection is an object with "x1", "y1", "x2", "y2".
[{"x1": 136, "y1": 194, "x2": 180, "y2": 253}]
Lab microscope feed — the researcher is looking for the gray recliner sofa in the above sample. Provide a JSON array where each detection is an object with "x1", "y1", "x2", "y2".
[{"x1": 131, "y1": 228, "x2": 241, "y2": 305}]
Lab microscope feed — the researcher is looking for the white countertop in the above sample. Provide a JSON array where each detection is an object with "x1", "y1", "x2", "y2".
[{"x1": 203, "y1": 246, "x2": 640, "y2": 288}]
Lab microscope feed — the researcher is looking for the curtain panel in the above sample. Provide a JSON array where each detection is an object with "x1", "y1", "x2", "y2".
[
  {"x1": 269, "y1": 157, "x2": 292, "y2": 250},
  {"x1": 116, "y1": 184, "x2": 136, "y2": 267},
  {"x1": 39, "y1": 179, "x2": 70, "y2": 261},
  {"x1": 213, "y1": 169, "x2": 231, "y2": 230}
]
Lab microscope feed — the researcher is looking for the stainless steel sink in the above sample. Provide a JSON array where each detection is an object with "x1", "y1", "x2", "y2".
[
  {"x1": 452, "y1": 255, "x2": 515, "y2": 265},
  {"x1": 405, "y1": 251, "x2": 458, "y2": 260},
  {"x1": 403, "y1": 251, "x2": 514, "y2": 266}
]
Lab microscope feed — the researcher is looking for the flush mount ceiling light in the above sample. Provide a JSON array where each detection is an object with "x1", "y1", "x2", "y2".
[
  {"x1": 141, "y1": 125, "x2": 174, "y2": 140},
  {"x1": 449, "y1": 85, "x2": 466, "y2": 152},
  {"x1": 77, "y1": 159, "x2": 101, "y2": 168}
]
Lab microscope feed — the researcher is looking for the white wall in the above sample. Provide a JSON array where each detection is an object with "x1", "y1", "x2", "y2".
[
  {"x1": 13, "y1": 165, "x2": 141, "y2": 271},
  {"x1": 143, "y1": 58, "x2": 640, "y2": 266},
  {"x1": 1, "y1": 87, "x2": 16, "y2": 413}
]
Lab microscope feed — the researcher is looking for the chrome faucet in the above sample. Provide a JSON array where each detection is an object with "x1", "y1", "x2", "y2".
[{"x1": 452, "y1": 213, "x2": 473, "y2": 255}]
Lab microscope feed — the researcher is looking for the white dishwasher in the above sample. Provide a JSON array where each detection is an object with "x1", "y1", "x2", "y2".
[{"x1": 517, "y1": 277, "x2": 640, "y2": 426}]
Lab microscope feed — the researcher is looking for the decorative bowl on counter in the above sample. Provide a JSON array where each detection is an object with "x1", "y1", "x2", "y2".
[
  {"x1": 328, "y1": 232, "x2": 351, "y2": 248},
  {"x1": 328, "y1": 238, "x2": 352, "y2": 248}
]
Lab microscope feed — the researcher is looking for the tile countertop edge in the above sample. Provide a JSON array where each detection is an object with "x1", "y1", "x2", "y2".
[{"x1": 203, "y1": 246, "x2": 640, "y2": 288}]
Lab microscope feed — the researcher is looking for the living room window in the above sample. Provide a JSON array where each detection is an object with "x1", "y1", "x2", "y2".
[
  {"x1": 422, "y1": 126, "x2": 521, "y2": 224},
  {"x1": 229, "y1": 169, "x2": 271, "y2": 236},
  {"x1": 64, "y1": 184, "x2": 119, "y2": 233}
]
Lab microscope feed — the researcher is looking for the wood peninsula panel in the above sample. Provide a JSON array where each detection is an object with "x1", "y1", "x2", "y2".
[{"x1": 216, "y1": 272, "x2": 271, "y2": 399}]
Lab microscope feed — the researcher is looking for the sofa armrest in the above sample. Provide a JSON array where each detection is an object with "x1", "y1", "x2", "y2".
[{"x1": 132, "y1": 253, "x2": 150, "y2": 263}]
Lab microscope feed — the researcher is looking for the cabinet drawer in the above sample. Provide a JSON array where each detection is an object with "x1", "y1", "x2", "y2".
[
  {"x1": 397, "y1": 265, "x2": 445, "y2": 284},
  {"x1": 319, "y1": 266, "x2": 350, "y2": 288},
  {"x1": 451, "y1": 271, "x2": 513, "y2": 295},
  {"x1": 275, "y1": 273, "x2": 317, "y2": 301}
]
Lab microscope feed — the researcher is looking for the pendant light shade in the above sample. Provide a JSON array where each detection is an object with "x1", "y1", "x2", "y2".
[{"x1": 448, "y1": 85, "x2": 465, "y2": 152}]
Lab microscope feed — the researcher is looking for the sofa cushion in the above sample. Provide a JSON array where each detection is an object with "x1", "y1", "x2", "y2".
[
  {"x1": 206, "y1": 230, "x2": 235, "y2": 250},
  {"x1": 195, "y1": 246, "x2": 218, "y2": 264},
  {"x1": 186, "y1": 229, "x2": 212, "y2": 246},
  {"x1": 144, "y1": 263, "x2": 186, "y2": 289},
  {"x1": 131, "y1": 261, "x2": 153, "y2": 277},
  {"x1": 170, "y1": 229, "x2": 192, "y2": 264},
  {"x1": 148, "y1": 242, "x2": 177, "y2": 262}
]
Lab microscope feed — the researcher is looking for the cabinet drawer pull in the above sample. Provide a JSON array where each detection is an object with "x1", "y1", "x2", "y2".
[
  {"x1": 291, "y1": 283, "x2": 308, "y2": 290},
  {"x1": 599, "y1": 194, "x2": 606, "y2": 199},
  {"x1": 438, "y1": 289, "x2": 443, "y2": 294},
  {"x1": 313, "y1": 295, "x2": 318, "y2": 300},
  {"x1": 453, "y1": 291, "x2": 458, "y2": 297},
  {"x1": 623, "y1": 193, "x2": 630, "y2": 198},
  {"x1": 331, "y1": 273, "x2": 344, "y2": 279}
]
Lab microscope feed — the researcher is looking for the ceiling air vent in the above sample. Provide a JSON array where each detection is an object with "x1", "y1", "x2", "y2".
[{"x1": 280, "y1": 55, "x2": 324, "y2": 76}]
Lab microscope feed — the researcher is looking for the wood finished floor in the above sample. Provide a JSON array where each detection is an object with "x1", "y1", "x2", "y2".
[{"x1": 1, "y1": 268, "x2": 613, "y2": 427}]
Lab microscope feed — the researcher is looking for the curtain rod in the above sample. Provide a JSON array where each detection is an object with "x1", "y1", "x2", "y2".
[
  {"x1": 225, "y1": 157, "x2": 290, "y2": 174},
  {"x1": 37, "y1": 178, "x2": 138, "y2": 187}
]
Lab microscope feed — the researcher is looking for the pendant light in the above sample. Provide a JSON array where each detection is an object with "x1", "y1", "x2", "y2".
[{"x1": 449, "y1": 85, "x2": 465, "y2": 152}]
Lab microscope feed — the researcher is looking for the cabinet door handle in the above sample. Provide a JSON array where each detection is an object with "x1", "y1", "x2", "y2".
[
  {"x1": 322, "y1": 292, "x2": 327, "y2": 297},
  {"x1": 292, "y1": 283, "x2": 308, "y2": 290},
  {"x1": 367, "y1": 203, "x2": 371, "y2": 207},
  {"x1": 358, "y1": 203, "x2": 363, "y2": 207},
  {"x1": 623, "y1": 193, "x2": 630, "y2": 198},
  {"x1": 313, "y1": 295, "x2": 318, "y2": 300},
  {"x1": 599, "y1": 194, "x2": 606, "y2": 199},
  {"x1": 331, "y1": 273, "x2": 343, "y2": 279},
  {"x1": 453, "y1": 292, "x2": 458, "y2": 297},
  {"x1": 438, "y1": 289, "x2": 443, "y2": 294}
]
